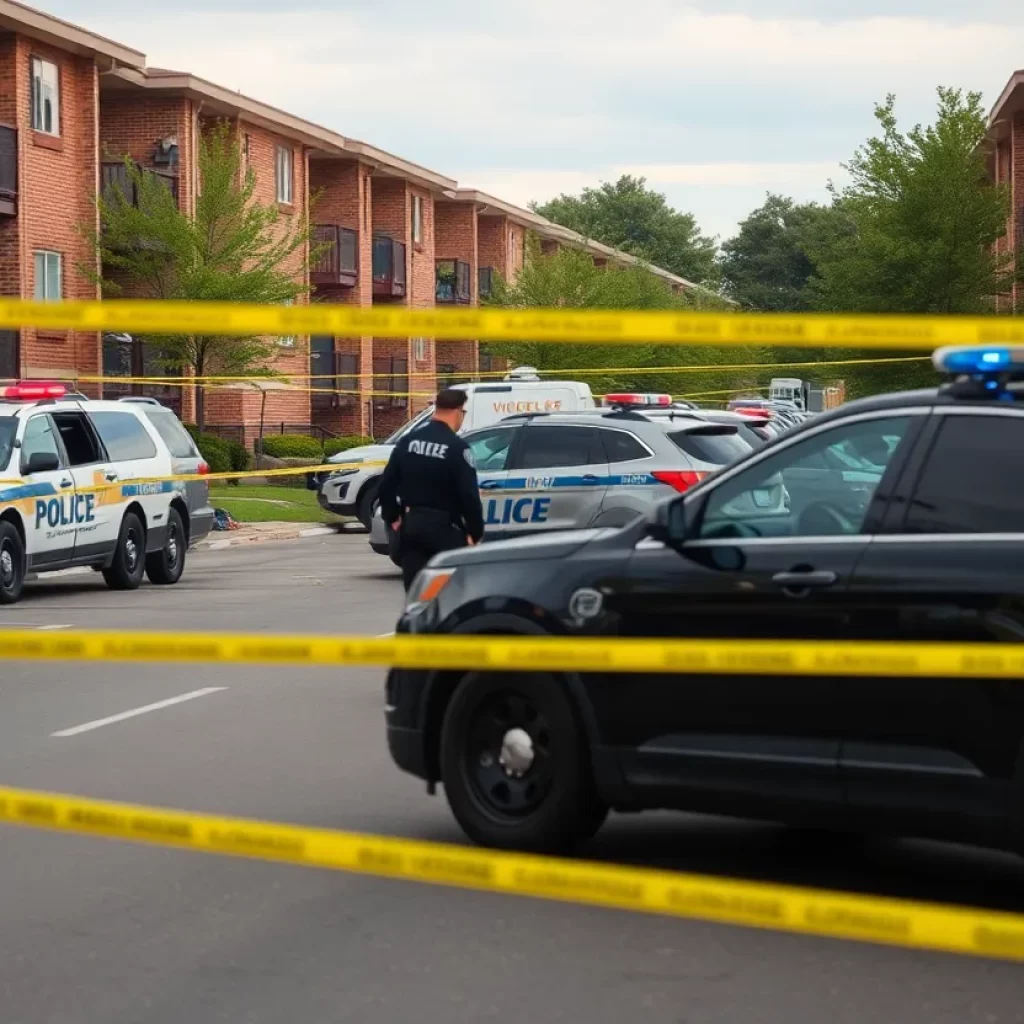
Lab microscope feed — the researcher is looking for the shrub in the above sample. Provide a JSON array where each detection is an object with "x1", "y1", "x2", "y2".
[
  {"x1": 193, "y1": 434, "x2": 231, "y2": 475},
  {"x1": 259, "y1": 434, "x2": 324, "y2": 459},
  {"x1": 324, "y1": 434, "x2": 375, "y2": 458},
  {"x1": 225, "y1": 440, "x2": 252, "y2": 473}
]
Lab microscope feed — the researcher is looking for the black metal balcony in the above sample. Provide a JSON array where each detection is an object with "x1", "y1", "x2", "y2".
[
  {"x1": 101, "y1": 161, "x2": 179, "y2": 209},
  {"x1": 372, "y1": 235, "x2": 406, "y2": 298},
  {"x1": 0, "y1": 126, "x2": 16, "y2": 217},
  {"x1": 311, "y1": 225, "x2": 358, "y2": 287},
  {"x1": 478, "y1": 265, "x2": 495, "y2": 300},
  {"x1": 435, "y1": 259, "x2": 471, "y2": 304}
]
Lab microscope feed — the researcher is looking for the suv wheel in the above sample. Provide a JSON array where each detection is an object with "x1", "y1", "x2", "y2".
[
  {"x1": 357, "y1": 483, "x2": 380, "y2": 531},
  {"x1": 145, "y1": 507, "x2": 186, "y2": 585},
  {"x1": 0, "y1": 521, "x2": 25, "y2": 604},
  {"x1": 440, "y1": 671, "x2": 607, "y2": 853},
  {"x1": 102, "y1": 512, "x2": 146, "y2": 591}
]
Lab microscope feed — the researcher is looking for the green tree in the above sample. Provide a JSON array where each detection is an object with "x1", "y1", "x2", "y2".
[
  {"x1": 532, "y1": 175, "x2": 719, "y2": 285},
  {"x1": 85, "y1": 120, "x2": 315, "y2": 428},
  {"x1": 720, "y1": 194, "x2": 852, "y2": 311},
  {"x1": 811, "y1": 87, "x2": 1017, "y2": 314},
  {"x1": 485, "y1": 239, "x2": 760, "y2": 397}
]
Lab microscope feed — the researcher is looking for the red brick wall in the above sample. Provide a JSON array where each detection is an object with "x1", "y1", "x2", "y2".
[
  {"x1": 478, "y1": 214, "x2": 525, "y2": 282},
  {"x1": 435, "y1": 200, "x2": 479, "y2": 380},
  {"x1": 4, "y1": 35, "x2": 100, "y2": 379},
  {"x1": 308, "y1": 157, "x2": 373, "y2": 435},
  {"x1": 1012, "y1": 115, "x2": 1024, "y2": 310}
]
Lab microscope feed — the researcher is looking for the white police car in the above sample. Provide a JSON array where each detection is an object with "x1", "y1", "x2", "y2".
[{"x1": 0, "y1": 382, "x2": 214, "y2": 604}]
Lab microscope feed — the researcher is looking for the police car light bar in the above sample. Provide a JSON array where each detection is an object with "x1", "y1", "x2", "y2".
[
  {"x1": 602, "y1": 393, "x2": 672, "y2": 407},
  {"x1": 932, "y1": 345, "x2": 1024, "y2": 375},
  {"x1": 2, "y1": 381, "x2": 68, "y2": 400}
]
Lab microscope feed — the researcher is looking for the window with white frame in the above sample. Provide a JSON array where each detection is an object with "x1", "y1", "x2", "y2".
[
  {"x1": 31, "y1": 57, "x2": 60, "y2": 136},
  {"x1": 275, "y1": 145, "x2": 293, "y2": 204},
  {"x1": 33, "y1": 251, "x2": 62, "y2": 301},
  {"x1": 412, "y1": 337, "x2": 430, "y2": 362},
  {"x1": 412, "y1": 195, "x2": 423, "y2": 245}
]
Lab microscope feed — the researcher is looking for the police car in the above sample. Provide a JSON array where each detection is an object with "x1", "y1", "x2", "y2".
[
  {"x1": 367, "y1": 394, "x2": 759, "y2": 556},
  {"x1": 385, "y1": 345, "x2": 1024, "y2": 856},
  {"x1": 0, "y1": 382, "x2": 214, "y2": 604}
]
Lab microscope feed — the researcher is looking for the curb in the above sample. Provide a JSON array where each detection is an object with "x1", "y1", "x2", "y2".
[{"x1": 197, "y1": 525, "x2": 338, "y2": 551}]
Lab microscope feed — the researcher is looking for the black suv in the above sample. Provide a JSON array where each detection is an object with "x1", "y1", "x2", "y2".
[{"x1": 386, "y1": 346, "x2": 1024, "y2": 854}]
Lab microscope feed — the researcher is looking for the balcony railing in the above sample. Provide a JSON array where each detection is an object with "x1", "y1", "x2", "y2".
[
  {"x1": 310, "y1": 345, "x2": 359, "y2": 408},
  {"x1": 0, "y1": 126, "x2": 16, "y2": 217},
  {"x1": 435, "y1": 259, "x2": 471, "y2": 304},
  {"x1": 478, "y1": 265, "x2": 495, "y2": 300},
  {"x1": 101, "y1": 161, "x2": 180, "y2": 209},
  {"x1": 311, "y1": 225, "x2": 358, "y2": 287},
  {"x1": 372, "y1": 235, "x2": 407, "y2": 298}
]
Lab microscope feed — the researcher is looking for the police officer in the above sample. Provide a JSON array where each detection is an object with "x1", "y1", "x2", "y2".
[{"x1": 378, "y1": 388, "x2": 484, "y2": 590}]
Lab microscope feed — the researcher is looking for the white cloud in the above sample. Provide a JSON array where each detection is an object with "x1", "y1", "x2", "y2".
[{"x1": 36, "y1": 0, "x2": 1024, "y2": 242}]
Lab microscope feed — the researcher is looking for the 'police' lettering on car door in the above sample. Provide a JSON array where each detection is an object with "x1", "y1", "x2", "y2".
[
  {"x1": 484, "y1": 496, "x2": 551, "y2": 526},
  {"x1": 34, "y1": 494, "x2": 96, "y2": 531}
]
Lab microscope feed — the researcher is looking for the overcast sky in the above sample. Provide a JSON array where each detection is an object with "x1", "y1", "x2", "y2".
[{"x1": 40, "y1": 0, "x2": 1024, "y2": 243}]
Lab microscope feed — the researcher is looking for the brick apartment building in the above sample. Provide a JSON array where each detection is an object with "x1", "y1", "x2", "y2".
[
  {"x1": 990, "y1": 72, "x2": 1024, "y2": 310},
  {"x1": 0, "y1": 0, "x2": 699, "y2": 445}
]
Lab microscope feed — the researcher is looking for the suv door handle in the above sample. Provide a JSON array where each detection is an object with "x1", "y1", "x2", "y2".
[
  {"x1": 480, "y1": 480, "x2": 502, "y2": 490},
  {"x1": 772, "y1": 570, "x2": 838, "y2": 588},
  {"x1": 60, "y1": 478, "x2": 72, "y2": 488},
  {"x1": 104, "y1": 472, "x2": 119, "y2": 482},
  {"x1": 581, "y1": 474, "x2": 601, "y2": 484}
]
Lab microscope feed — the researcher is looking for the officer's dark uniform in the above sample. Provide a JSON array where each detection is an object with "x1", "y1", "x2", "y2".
[{"x1": 378, "y1": 418, "x2": 484, "y2": 589}]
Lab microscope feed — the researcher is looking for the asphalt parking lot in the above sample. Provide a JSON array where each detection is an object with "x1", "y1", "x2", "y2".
[{"x1": 2, "y1": 534, "x2": 1023, "y2": 1023}]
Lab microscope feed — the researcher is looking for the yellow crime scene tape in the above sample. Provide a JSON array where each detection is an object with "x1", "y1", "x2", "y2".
[
  {"x1": 2, "y1": 627, "x2": 1024, "y2": 678},
  {"x1": 2, "y1": 298, "x2": 1023, "y2": 348},
  {"x1": 1, "y1": 781, "x2": 1023, "y2": 962},
  {"x1": 74, "y1": 354, "x2": 932, "y2": 384}
]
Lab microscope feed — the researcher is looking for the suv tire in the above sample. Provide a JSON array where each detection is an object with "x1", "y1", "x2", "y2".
[
  {"x1": 145, "y1": 507, "x2": 186, "y2": 585},
  {"x1": 0, "y1": 520, "x2": 25, "y2": 604},
  {"x1": 357, "y1": 482, "x2": 380, "y2": 531},
  {"x1": 440, "y1": 671, "x2": 607, "y2": 853},
  {"x1": 103, "y1": 512, "x2": 146, "y2": 591}
]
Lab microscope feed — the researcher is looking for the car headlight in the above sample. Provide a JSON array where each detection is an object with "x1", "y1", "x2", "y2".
[
  {"x1": 329, "y1": 468, "x2": 360, "y2": 479},
  {"x1": 405, "y1": 568, "x2": 456, "y2": 609}
]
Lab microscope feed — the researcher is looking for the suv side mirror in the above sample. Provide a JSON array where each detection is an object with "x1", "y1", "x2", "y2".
[
  {"x1": 24, "y1": 451, "x2": 60, "y2": 475},
  {"x1": 647, "y1": 496, "x2": 695, "y2": 547}
]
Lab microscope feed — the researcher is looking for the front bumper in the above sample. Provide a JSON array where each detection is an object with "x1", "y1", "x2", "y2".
[
  {"x1": 385, "y1": 667, "x2": 430, "y2": 780},
  {"x1": 317, "y1": 479, "x2": 356, "y2": 516}
]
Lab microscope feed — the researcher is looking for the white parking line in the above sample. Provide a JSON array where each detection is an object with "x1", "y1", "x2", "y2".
[{"x1": 51, "y1": 688, "x2": 227, "y2": 738}]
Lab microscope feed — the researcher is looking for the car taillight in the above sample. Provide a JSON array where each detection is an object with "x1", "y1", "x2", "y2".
[
  {"x1": 652, "y1": 470, "x2": 708, "y2": 492},
  {"x1": 197, "y1": 462, "x2": 210, "y2": 475}
]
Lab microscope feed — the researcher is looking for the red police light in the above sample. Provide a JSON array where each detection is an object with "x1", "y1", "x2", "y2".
[
  {"x1": 603, "y1": 392, "x2": 672, "y2": 407},
  {"x1": 2, "y1": 381, "x2": 68, "y2": 400}
]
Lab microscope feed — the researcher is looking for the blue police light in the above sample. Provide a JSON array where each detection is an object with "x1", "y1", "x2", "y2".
[{"x1": 932, "y1": 345, "x2": 1019, "y2": 374}]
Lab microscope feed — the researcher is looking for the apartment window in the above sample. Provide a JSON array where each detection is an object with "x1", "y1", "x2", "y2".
[
  {"x1": 242, "y1": 133, "x2": 252, "y2": 177},
  {"x1": 31, "y1": 57, "x2": 60, "y2": 136},
  {"x1": 412, "y1": 337, "x2": 430, "y2": 362},
  {"x1": 33, "y1": 251, "x2": 61, "y2": 301},
  {"x1": 277, "y1": 298, "x2": 295, "y2": 347},
  {"x1": 276, "y1": 145, "x2": 293, "y2": 204},
  {"x1": 412, "y1": 195, "x2": 423, "y2": 245}
]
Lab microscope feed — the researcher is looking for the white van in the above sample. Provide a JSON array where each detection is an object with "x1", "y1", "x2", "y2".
[{"x1": 317, "y1": 367, "x2": 596, "y2": 526}]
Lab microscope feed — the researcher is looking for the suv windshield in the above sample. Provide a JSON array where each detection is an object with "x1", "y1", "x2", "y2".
[
  {"x1": 668, "y1": 425, "x2": 752, "y2": 465},
  {"x1": 385, "y1": 407, "x2": 433, "y2": 444},
  {"x1": 0, "y1": 416, "x2": 16, "y2": 472}
]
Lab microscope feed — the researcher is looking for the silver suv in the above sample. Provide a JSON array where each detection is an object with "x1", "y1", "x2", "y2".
[{"x1": 368, "y1": 408, "x2": 757, "y2": 554}]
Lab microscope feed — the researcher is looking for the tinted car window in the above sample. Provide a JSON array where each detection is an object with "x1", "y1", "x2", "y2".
[
  {"x1": 51, "y1": 412, "x2": 103, "y2": 466},
  {"x1": 905, "y1": 415, "x2": 1024, "y2": 533},
  {"x1": 466, "y1": 427, "x2": 517, "y2": 472},
  {"x1": 599, "y1": 429, "x2": 649, "y2": 463},
  {"x1": 0, "y1": 415, "x2": 18, "y2": 471},
  {"x1": 669, "y1": 426, "x2": 751, "y2": 465},
  {"x1": 514, "y1": 426, "x2": 601, "y2": 470},
  {"x1": 699, "y1": 416, "x2": 911, "y2": 539},
  {"x1": 141, "y1": 406, "x2": 198, "y2": 459},
  {"x1": 90, "y1": 411, "x2": 158, "y2": 462}
]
